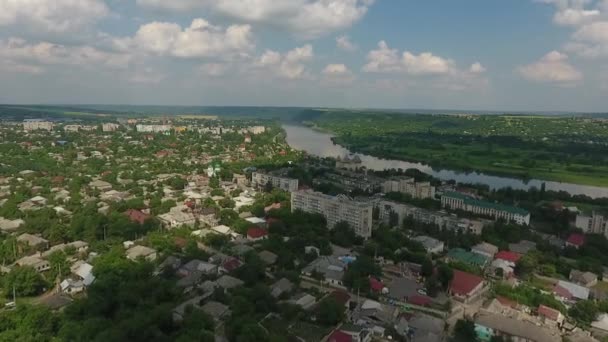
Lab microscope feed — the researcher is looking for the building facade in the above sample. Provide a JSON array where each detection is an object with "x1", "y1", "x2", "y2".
[
  {"x1": 376, "y1": 199, "x2": 486, "y2": 234},
  {"x1": 291, "y1": 190, "x2": 373, "y2": 238},
  {"x1": 102, "y1": 123, "x2": 120, "y2": 132},
  {"x1": 23, "y1": 119, "x2": 53, "y2": 131},
  {"x1": 575, "y1": 211, "x2": 607, "y2": 236},
  {"x1": 382, "y1": 177, "x2": 436, "y2": 199},
  {"x1": 251, "y1": 172, "x2": 299, "y2": 192},
  {"x1": 136, "y1": 124, "x2": 172, "y2": 133},
  {"x1": 335, "y1": 155, "x2": 362, "y2": 171},
  {"x1": 441, "y1": 192, "x2": 530, "y2": 225}
]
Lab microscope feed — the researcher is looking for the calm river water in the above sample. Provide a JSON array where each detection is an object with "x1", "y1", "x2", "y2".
[{"x1": 282, "y1": 124, "x2": 608, "y2": 199}]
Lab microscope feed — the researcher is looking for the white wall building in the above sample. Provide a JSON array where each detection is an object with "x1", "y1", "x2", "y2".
[
  {"x1": 23, "y1": 119, "x2": 53, "y2": 131},
  {"x1": 291, "y1": 190, "x2": 373, "y2": 238},
  {"x1": 251, "y1": 172, "x2": 299, "y2": 192},
  {"x1": 382, "y1": 177, "x2": 435, "y2": 199},
  {"x1": 441, "y1": 192, "x2": 530, "y2": 225},
  {"x1": 136, "y1": 124, "x2": 172, "y2": 133},
  {"x1": 575, "y1": 211, "x2": 608, "y2": 236},
  {"x1": 102, "y1": 123, "x2": 120, "y2": 132}
]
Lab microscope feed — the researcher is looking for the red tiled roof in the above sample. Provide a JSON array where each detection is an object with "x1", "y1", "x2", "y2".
[
  {"x1": 567, "y1": 233, "x2": 585, "y2": 246},
  {"x1": 330, "y1": 290, "x2": 351, "y2": 306},
  {"x1": 450, "y1": 270, "x2": 483, "y2": 297},
  {"x1": 495, "y1": 251, "x2": 522, "y2": 263},
  {"x1": 125, "y1": 209, "x2": 150, "y2": 225},
  {"x1": 538, "y1": 304, "x2": 561, "y2": 321},
  {"x1": 247, "y1": 227, "x2": 268, "y2": 239},
  {"x1": 327, "y1": 330, "x2": 352, "y2": 342},
  {"x1": 264, "y1": 203, "x2": 281, "y2": 213},
  {"x1": 173, "y1": 237, "x2": 188, "y2": 249},
  {"x1": 222, "y1": 258, "x2": 242, "y2": 272},
  {"x1": 369, "y1": 277, "x2": 384, "y2": 292},
  {"x1": 496, "y1": 296, "x2": 517, "y2": 308},
  {"x1": 408, "y1": 295, "x2": 432, "y2": 307},
  {"x1": 553, "y1": 284, "x2": 572, "y2": 300}
]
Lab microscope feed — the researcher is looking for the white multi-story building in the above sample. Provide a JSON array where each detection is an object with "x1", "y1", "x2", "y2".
[
  {"x1": 382, "y1": 177, "x2": 436, "y2": 199},
  {"x1": 102, "y1": 123, "x2": 120, "y2": 132},
  {"x1": 136, "y1": 124, "x2": 172, "y2": 133},
  {"x1": 575, "y1": 211, "x2": 608, "y2": 236},
  {"x1": 377, "y1": 199, "x2": 487, "y2": 235},
  {"x1": 23, "y1": 119, "x2": 53, "y2": 131},
  {"x1": 251, "y1": 172, "x2": 299, "y2": 192},
  {"x1": 335, "y1": 155, "x2": 362, "y2": 171},
  {"x1": 247, "y1": 126, "x2": 266, "y2": 135},
  {"x1": 441, "y1": 192, "x2": 530, "y2": 225},
  {"x1": 63, "y1": 125, "x2": 81, "y2": 132},
  {"x1": 291, "y1": 190, "x2": 373, "y2": 238}
]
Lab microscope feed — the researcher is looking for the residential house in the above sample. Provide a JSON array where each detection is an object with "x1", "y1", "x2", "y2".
[
  {"x1": 566, "y1": 233, "x2": 585, "y2": 249},
  {"x1": 158, "y1": 207, "x2": 196, "y2": 229},
  {"x1": 412, "y1": 235, "x2": 444, "y2": 254},
  {"x1": 271, "y1": 278, "x2": 294, "y2": 298},
  {"x1": 89, "y1": 180, "x2": 112, "y2": 191},
  {"x1": 289, "y1": 293, "x2": 316, "y2": 309},
  {"x1": 446, "y1": 248, "x2": 490, "y2": 268},
  {"x1": 42, "y1": 241, "x2": 89, "y2": 258},
  {"x1": 15, "y1": 255, "x2": 50, "y2": 272},
  {"x1": 126, "y1": 245, "x2": 157, "y2": 261},
  {"x1": 449, "y1": 270, "x2": 485, "y2": 303},
  {"x1": 124, "y1": 209, "x2": 150, "y2": 225},
  {"x1": 336, "y1": 324, "x2": 372, "y2": 342},
  {"x1": 216, "y1": 275, "x2": 244, "y2": 291},
  {"x1": 475, "y1": 311, "x2": 560, "y2": 342},
  {"x1": 258, "y1": 250, "x2": 278, "y2": 266},
  {"x1": 301, "y1": 256, "x2": 347, "y2": 287},
  {"x1": 537, "y1": 304, "x2": 565, "y2": 327},
  {"x1": 471, "y1": 242, "x2": 499, "y2": 259},
  {"x1": 570, "y1": 269, "x2": 598, "y2": 287},
  {"x1": 0, "y1": 217, "x2": 24, "y2": 232},
  {"x1": 219, "y1": 257, "x2": 243, "y2": 273},
  {"x1": 247, "y1": 227, "x2": 268, "y2": 241},
  {"x1": 201, "y1": 301, "x2": 231, "y2": 321},
  {"x1": 508, "y1": 240, "x2": 536, "y2": 255},
  {"x1": 591, "y1": 314, "x2": 608, "y2": 336},
  {"x1": 18, "y1": 196, "x2": 47, "y2": 211},
  {"x1": 177, "y1": 259, "x2": 217, "y2": 277},
  {"x1": 17, "y1": 233, "x2": 49, "y2": 251},
  {"x1": 553, "y1": 280, "x2": 590, "y2": 302}
]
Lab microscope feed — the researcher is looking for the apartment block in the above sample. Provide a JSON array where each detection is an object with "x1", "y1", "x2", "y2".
[
  {"x1": 441, "y1": 192, "x2": 530, "y2": 225},
  {"x1": 291, "y1": 190, "x2": 373, "y2": 238},
  {"x1": 575, "y1": 211, "x2": 608, "y2": 236},
  {"x1": 23, "y1": 119, "x2": 53, "y2": 131},
  {"x1": 382, "y1": 177, "x2": 435, "y2": 199},
  {"x1": 102, "y1": 123, "x2": 120, "y2": 132},
  {"x1": 136, "y1": 124, "x2": 172, "y2": 133},
  {"x1": 251, "y1": 172, "x2": 299, "y2": 192}
]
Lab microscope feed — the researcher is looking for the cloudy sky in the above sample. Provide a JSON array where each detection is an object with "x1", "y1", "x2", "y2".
[{"x1": 1, "y1": 0, "x2": 607, "y2": 112}]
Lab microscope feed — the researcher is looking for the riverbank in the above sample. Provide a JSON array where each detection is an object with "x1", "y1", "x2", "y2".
[
  {"x1": 331, "y1": 136, "x2": 608, "y2": 188},
  {"x1": 282, "y1": 124, "x2": 608, "y2": 198}
]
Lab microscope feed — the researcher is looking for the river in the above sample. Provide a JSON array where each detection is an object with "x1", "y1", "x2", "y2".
[{"x1": 282, "y1": 124, "x2": 608, "y2": 199}]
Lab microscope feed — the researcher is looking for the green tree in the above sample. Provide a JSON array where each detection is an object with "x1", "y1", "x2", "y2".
[
  {"x1": 317, "y1": 297, "x2": 345, "y2": 326},
  {"x1": 569, "y1": 300, "x2": 599, "y2": 326},
  {"x1": 3, "y1": 266, "x2": 48, "y2": 297},
  {"x1": 452, "y1": 319, "x2": 478, "y2": 342}
]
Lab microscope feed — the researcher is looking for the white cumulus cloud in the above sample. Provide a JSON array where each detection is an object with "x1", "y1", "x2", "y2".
[
  {"x1": 136, "y1": 0, "x2": 374, "y2": 39},
  {"x1": 255, "y1": 45, "x2": 314, "y2": 79},
  {"x1": 363, "y1": 41, "x2": 454, "y2": 75},
  {"x1": 518, "y1": 50, "x2": 583, "y2": 85},
  {"x1": 119, "y1": 19, "x2": 254, "y2": 58},
  {"x1": 336, "y1": 35, "x2": 357, "y2": 51},
  {"x1": 0, "y1": 0, "x2": 109, "y2": 33}
]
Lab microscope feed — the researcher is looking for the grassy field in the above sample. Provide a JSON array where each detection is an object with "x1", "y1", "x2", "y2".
[{"x1": 310, "y1": 111, "x2": 608, "y2": 187}]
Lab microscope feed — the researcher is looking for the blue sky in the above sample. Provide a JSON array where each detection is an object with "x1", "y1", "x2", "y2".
[{"x1": 1, "y1": 0, "x2": 607, "y2": 112}]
